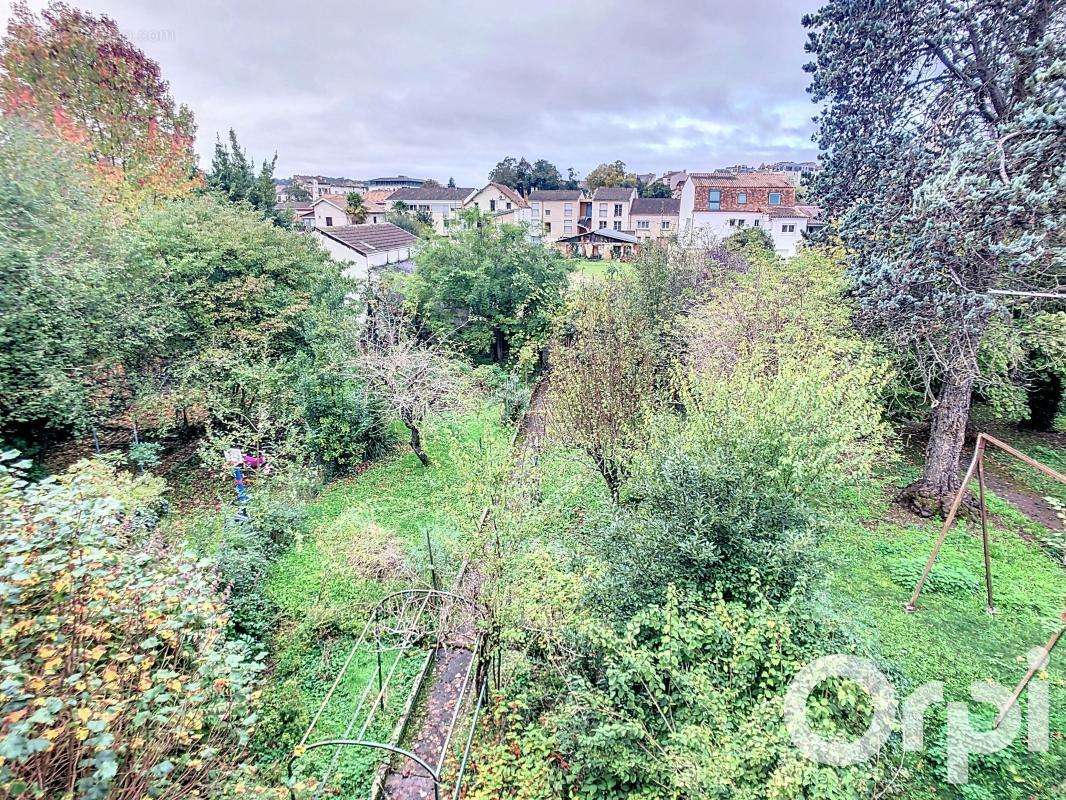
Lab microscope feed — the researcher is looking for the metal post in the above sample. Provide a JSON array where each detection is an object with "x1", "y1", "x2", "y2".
[
  {"x1": 426, "y1": 530, "x2": 440, "y2": 591},
  {"x1": 905, "y1": 438, "x2": 984, "y2": 612},
  {"x1": 377, "y1": 647, "x2": 384, "y2": 702},
  {"x1": 994, "y1": 620, "x2": 1064, "y2": 728},
  {"x1": 976, "y1": 452, "x2": 995, "y2": 613}
]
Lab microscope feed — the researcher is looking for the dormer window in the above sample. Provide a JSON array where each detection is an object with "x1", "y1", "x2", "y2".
[
  {"x1": 769, "y1": 192, "x2": 782, "y2": 205},
  {"x1": 738, "y1": 193, "x2": 747, "y2": 204},
  {"x1": 707, "y1": 190, "x2": 721, "y2": 211}
]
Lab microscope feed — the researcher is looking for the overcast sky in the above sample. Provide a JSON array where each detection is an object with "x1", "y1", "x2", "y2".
[{"x1": 4, "y1": 0, "x2": 823, "y2": 185}]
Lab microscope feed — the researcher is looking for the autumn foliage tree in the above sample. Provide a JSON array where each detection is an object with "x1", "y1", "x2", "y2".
[
  {"x1": 0, "y1": 1, "x2": 197, "y2": 192},
  {"x1": 804, "y1": 0, "x2": 1064, "y2": 515}
]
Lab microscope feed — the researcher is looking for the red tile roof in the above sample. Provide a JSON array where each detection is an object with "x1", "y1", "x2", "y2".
[{"x1": 690, "y1": 172, "x2": 795, "y2": 189}]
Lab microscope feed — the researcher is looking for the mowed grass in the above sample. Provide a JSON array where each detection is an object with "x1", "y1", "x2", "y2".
[
  {"x1": 824, "y1": 465, "x2": 1065, "y2": 796},
  {"x1": 567, "y1": 257, "x2": 633, "y2": 282},
  {"x1": 262, "y1": 406, "x2": 512, "y2": 792}
]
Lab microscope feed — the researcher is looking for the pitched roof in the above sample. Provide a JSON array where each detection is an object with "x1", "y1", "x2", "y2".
[
  {"x1": 557, "y1": 228, "x2": 640, "y2": 244},
  {"x1": 315, "y1": 223, "x2": 419, "y2": 256},
  {"x1": 390, "y1": 186, "x2": 474, "y2": 202},
  {"x1": 313, "y1": 196, "x2": 349, "y2": 210},
  {"x1": 488, "y1": 182, "x2": 529, "y2": 208},
  {"x1": 690, "y1": 172, "x2": 795, "y2": 189},
  {"x1": 275, "y1": 201, "x2": 313, "y2": 213},
  {"x1": 592, "y1": 186, "x2": 637, "y2": 201},
  {"x1": 528, "y1": 189, "x2": 582, "y2": 201},
  {"x1": 630, "y1": 197, "x2": 681, "y2": 215},
  {"x1": 359, "y1": 188, "x2": 397, "y2": 212}
]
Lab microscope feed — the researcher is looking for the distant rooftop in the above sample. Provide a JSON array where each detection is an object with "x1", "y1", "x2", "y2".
[{"x1": 316, "y1": 222, "x2": 419, "y2": 256}]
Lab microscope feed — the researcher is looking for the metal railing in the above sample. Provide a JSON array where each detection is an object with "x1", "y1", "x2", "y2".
[{"x1": 904, "y1": 431, "x2": 1065, "y2": 728}]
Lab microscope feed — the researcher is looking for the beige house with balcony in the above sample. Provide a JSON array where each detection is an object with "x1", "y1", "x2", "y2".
[
  {"x1": 528, "y1": 189, "x2": 588, "y2": 243},
  {"x1": 591, "y1": 187, "x2": 637, "y2": 233},
  {"x1": 390, "y1": 186, "x2": 475, "y2": 233},
  {"x1": 629, "y1": 197, "x2": 680, "y2": 241}
]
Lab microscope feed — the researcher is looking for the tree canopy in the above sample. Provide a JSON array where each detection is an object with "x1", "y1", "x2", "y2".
[
  {"x1": 409, "y1": 212, "x2": 570, "y2": 364},
  {"x1": 206, "y1": 129, "x2": 282, "y2": 222},
  {"x1": 0, "y1": 1, "x2": 197, "y2": 192},
  {"x1": 804, "y1": 0, "x2": 1064, "y2": 513},
  {"x1": 585, "y1": 160, "x2": 639, "y2": 191},
  {"x1": 487, "y1": 155, "x2": 566, "y2": 195}
]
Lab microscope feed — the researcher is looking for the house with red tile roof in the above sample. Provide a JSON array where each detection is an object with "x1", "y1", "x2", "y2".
[{"x1": 677, "y1": 172, "x2": 822, "y2": 256}]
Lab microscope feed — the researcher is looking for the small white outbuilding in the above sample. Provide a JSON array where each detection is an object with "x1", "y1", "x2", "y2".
[{"x1": 311, "y1": 222, "x2": 419, "y2": 282}]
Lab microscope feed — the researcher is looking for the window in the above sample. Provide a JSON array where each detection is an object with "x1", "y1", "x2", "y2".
[
  {"x1": 490, "y1": 199, "x2": 497, "y2": 211},
  {"x1": 769, "y1": 192, "x2": 782, "y2": 205},
  {"x1": 564, "y1": 203, "x2": 573, "y2": 217},
  {"x1": 325, "y1": 216, "x2": 333, "y2": 226},
  {"x1": 544, "y1": 208, "x2": 551, "y2": 216},
  {"x1": 564, "y1": 223, "x2": 573, "y2": 234},
  {"x1": 781, "y1": 224, "x2": 796, "y2": 233},
  {"x1": 738, "y1": 193, "x2": 747, "y2": 204},
  {"x1": 637, "y1": 219, "x2": 650, "y2": 229},
  {"x1": 599, "y1": 220, "x2": 607, "y2": 229},
  {"x1": 544, "y1": 222, "x2": 552, "y2": 233},
  {"x1": 531, "y1": 202, "x2": 540, "y2": 216},
  {"x1": 661, "y1": 220, "x2": 670, "y2": 230},
  {"x1": 614, "y1": 203, "x2": 623, "y2": 217},
  {"x1": 753, "y1": 219, "x2": 761, "y2": 227},
  {"x1": 707, "y1": 190, "x2": 721, "y2": 211},
  {"x1": 599, "y1": 203, "x2": 607, "y2": 217},
  {"x1": 506, "y1": 202, "x2": 512, "y2": 210},
  {"x1": 613, "y1": 221, "x2": 622, "y2": 231}
]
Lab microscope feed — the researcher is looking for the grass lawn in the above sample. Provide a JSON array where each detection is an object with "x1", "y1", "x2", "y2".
[
  {"x1": 825, "y1": 463, "x2": 1065, "y2": 797},
  {"x1": 567, "y1": 257, "x2": 633, "y2": 282},
  {"x1": 258, "y1": 406, "x2": 512, "y2": 792}
]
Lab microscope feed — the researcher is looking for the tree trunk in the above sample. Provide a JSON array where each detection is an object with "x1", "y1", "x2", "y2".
[
  {"x1": 1024, "y1": 371, "x2": 1062, "y2": 431},
  {"x1": 404, "y1": 421, "x2": 431, "y2": 466},
  {"x1": 492, "y1": 328, "x2": 510, "y2": 365},
  {"x1": 901, "y1": 324, "x2": 985, "y2": 517}
]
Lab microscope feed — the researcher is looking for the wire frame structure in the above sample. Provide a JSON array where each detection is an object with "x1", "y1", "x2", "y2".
[
  {"x1": 904, "y1": 432, "x2": 1065, "y2": 728},
  {"x1": 287, "y1": 584, "x2": 494, "y2": 800}
]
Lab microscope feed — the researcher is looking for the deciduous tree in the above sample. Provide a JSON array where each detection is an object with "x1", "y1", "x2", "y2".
[
  {"x1": 549, "y1": 278, "x2": 660, "y2": 500},
  {"x1": 585, "y1": 160, "x2": 639, "y2": 191},
  {"x1": 0, "y1": 1, "x2": 197, "y2": 191},
  {"x1": 411, "y1": 211, "x2": 570, "y2": 364},
  {"x1": 356, "y1": 289, "x2": 463, "y2": 466}
]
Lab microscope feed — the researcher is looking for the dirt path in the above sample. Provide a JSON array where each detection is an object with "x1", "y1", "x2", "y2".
[{"x1": 381, "y1": 377, "x2": 550, "y2": 799}]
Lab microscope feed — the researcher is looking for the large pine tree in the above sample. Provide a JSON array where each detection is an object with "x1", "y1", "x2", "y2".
[{"x1": 805, "y1": 0, "x2": 1064, "y2": 515}]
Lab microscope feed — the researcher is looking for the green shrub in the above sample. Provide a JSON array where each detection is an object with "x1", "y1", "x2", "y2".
[
  {"x1": 298, "y1": 368, "x2": 390, "y2": 477},
  {"x1": 472, "y1": 589, "x2": 894, "y2": 800},
  {"x1": 0, "y1": 453, "x2": 263, "y2": 799}
]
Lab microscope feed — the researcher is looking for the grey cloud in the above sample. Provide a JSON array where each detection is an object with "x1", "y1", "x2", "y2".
[{"x1": 4, "y1": 0, "x2": 823, "y2": 183}]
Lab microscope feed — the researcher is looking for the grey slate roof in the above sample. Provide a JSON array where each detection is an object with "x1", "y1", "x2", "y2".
[
  {"x1": 630, "y1": 197, "x2": 681, "y2": 215},
  {"x1": 390, "y1": 186, "x2": 473, "y2": 202},
  {"x1": 316, "y1": 223, "x2": 418, "y2": 256},
  {"x1": 557, "y1": 228, "x2": 640, "y2": 244},
  {"x1": 528, "y1": 189, "x2": 582, "y2": 201},
  {"x1": 592, "y1": 186, "x2": 637, "y2": 201}
]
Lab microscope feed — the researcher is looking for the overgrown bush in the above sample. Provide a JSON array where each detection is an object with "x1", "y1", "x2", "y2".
[
  {"x1": 0, "y1": 453, "x2": 263, "y2": 799},
  {"x1": 471, "y1": 589, "x2": 895, "y2": 799},
  {"x1": 298, "y1": 367, "x2": 390, "y2": 477}
]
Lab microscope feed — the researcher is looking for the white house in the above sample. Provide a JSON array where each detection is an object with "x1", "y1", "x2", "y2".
[
  {"x1": 311, "y1": 223, "x2": 419, "y2": 282},
  {"x1": 678, "y1": 172, "x2": 821, "y2": 257},
  {"x1": 307, "y1": 196, "x2": 350, "y2": 228},
  {"x1": 390, "y1": 186, "x2": 474, "y2": 233},
  {"x1": 464, "y1": 182, "x2": 526, "y2": 215}
]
